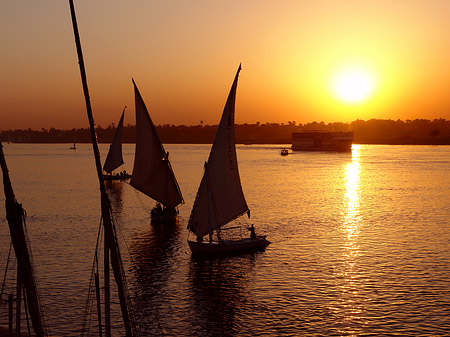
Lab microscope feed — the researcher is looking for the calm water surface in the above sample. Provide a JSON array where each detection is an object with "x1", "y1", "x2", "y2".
[{"x1": 0, "y1": 143, "x2": 449, "y2": 336}]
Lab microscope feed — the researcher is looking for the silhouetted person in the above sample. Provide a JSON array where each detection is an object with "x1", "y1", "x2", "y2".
[{"x1": 248, "y1": 224, "x2": 256, "y2": 239}]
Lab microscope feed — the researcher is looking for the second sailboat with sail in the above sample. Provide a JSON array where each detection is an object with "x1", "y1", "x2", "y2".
[
  {"x1": 130, "y1": 80, "x2": 184, "y2": 223},
  {"x1": 103, "y1": 107, "x2": 131, "y2": 181}
]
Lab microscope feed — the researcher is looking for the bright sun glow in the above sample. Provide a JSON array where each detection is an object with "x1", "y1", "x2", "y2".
[{"x1": 331, "y1": 68, "x2": 376, "y2": 104}]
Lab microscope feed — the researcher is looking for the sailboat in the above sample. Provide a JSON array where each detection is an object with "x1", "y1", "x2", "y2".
[
  {"x1": 103, "y1": 107, "x2": 131, "y2": 181},
  {"x1": 130, "y1": 79, "x2": 184, "y2": 223},
  {"x1": 0, "y1": 143, "x2": 48, "y2": 337},
  {"x1": 187, "y1": 65, "x2": 270, "y2": 255},
  {"x1": 70, "y1": 142, "x2": 76, "y2": 149}
]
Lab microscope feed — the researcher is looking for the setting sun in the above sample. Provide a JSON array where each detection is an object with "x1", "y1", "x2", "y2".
[{"x1": 331, "y1": 68, "x2": 376, "y2": 105}]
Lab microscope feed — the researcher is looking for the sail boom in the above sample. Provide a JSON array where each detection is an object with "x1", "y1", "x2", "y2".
[
  {"x1": 215, "y1": 209, "x2": 250, "y2": 231},
  {"x1": 130, "y1": 180, "x2": 183, "y2": 208}
]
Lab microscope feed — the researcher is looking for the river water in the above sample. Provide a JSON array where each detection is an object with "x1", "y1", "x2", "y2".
[{"x1": 0, "y1": 143, "x2": 449, "y2": 336}]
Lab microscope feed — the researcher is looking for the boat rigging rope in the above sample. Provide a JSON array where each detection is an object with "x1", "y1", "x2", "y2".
[
  {"x1": 123, "y1": 180, "x2": 153, "y2": 213},
  {"x1": 108, "y1": 210, "x2": 140, "y2": 336},
  {"x1": 23, "y1": 285, "x2": 32, "y2": 337},
  {"x1": 81, "y1": 217, "x2": 104, "y2": 337},
  {"x1": 133, "y1": 188, "x2": 153, "y2": 213},
  {"x1": 81, "y1": 208, "x2": 140, "y2": 337},
  {"x1": 0, "y1": 241, "x2": 13, "y2": 303},
  {"x1": 109, "y1": 207, "x2": 133, "y2": 266}
]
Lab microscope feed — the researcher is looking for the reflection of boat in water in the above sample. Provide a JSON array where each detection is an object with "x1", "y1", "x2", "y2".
[
  {"x1": 280, "y1": 148, "x2": 289, "y2": 156},
  {"x1": 130, "y1": 221, "x2": 180, "y2": 292},
  {"x1": 128, "y1": 221, "x2": 181, "y2": 333},
  {"x1": 292, "y1": 131, "x2": 353, "y2": 152},
  {"x1": 130, "y1": 80, "x2": 184, "y2": 223},
  {"x1": 188, "y1": 254, "x2": 256, "y2": 335},
  {"x1": 0, "y1": 143, "x2": 48, "y2": 336},
  {"x1": 103, "y1": 107, "x2": 131, "y2": 181},
  {"x1": 187, "y1": 65, "x2": 270, "y2": 255}
]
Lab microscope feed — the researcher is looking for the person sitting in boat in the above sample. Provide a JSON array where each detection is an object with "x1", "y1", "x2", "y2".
[
  {"x1": 248, "y1": 224, "x2": 256, "y2": 239},
  {"x1": 151, "y1": 202, "x2": 163, "y2": 216}
]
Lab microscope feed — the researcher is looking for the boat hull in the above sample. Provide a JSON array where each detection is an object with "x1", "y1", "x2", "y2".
[
  {"x1": 188, "y1": 236, "x2": 270, "y2": 255},
  {"x1": 150, "y1": 206, "x2": 178, "y2": 224},
  {"x1": 103, "y1": 173, "x2": 131, "y2": 181}
]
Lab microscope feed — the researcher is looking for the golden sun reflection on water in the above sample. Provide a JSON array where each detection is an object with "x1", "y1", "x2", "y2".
[
  {"x1": 334, "y1": 145, "x2": 365, "y2": 335},
  {"x1": 344, "y1": 145, "x2": 361, "y2": 241}
]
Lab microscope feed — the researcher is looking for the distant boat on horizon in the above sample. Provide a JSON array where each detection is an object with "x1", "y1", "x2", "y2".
[
  {"x1": 130, "y1": 79, "x2": 184, "y2": 223},
  {"x1": 70, "y1": 142, "x2": 76, "y2": 149},
  {"x1": 187, "y1": 65, "x2": 270, "y2": 255},
  {"x1": 103, "y1": 107, "x2": 131, "y2": 181},
  {"x1": 292, "y1": 131, "x2": 353, "y2": 152}
]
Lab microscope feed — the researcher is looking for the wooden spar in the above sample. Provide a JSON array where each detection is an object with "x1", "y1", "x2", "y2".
[
  {"x1": 68, "y1": 1, "x2": 136, "y2": 336},
  {"x1": 0, "y1": 143, "x2": 46, "y2": 337}
]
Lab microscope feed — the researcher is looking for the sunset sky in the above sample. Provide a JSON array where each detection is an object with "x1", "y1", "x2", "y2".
[{"x1": 2, "y1": 0, "x2": 450, "y2": 130}]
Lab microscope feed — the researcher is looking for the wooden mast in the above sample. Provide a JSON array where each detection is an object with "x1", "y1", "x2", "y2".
[
  {"x1": 0, "y1": 143, "x2": 47, "y2": 337},
  {"x1": 68, "y1": 1, "x2": 136, "y2": 336}
]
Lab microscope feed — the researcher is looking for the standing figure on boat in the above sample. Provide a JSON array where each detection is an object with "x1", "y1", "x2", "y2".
[{"x1": 248, "y1": 224, "x2": 256, "y2": 239}]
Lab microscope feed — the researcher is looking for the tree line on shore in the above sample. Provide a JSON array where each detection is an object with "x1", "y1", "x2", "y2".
[{"x1": 2, "y1": 118, "x2": 450, "y2": 145}]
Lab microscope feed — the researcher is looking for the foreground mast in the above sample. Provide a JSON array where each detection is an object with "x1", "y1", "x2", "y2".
[
  {"x1": 0, "y1": 143, "x2": 47, "y2": 337},
  {"x1": 68, "y1": 1, "x2": 137, "y2": 336}
]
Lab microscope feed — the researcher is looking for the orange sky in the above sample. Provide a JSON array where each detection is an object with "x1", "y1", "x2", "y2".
[{"x1": 2, "y1": 0, "x2": 450, "y2": 130}]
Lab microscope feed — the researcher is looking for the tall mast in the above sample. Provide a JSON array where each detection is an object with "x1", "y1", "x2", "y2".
[
  {"x1": 68, "y1": 1, "x2": 136, "y2": 336},
  {"x1": 0, "y1": 143, "x2": 47, "y2": 337}
]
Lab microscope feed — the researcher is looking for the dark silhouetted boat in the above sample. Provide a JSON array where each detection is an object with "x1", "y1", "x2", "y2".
[
  {"x1": 103, "y1": 107, "x2": 131, "y2": 181},
  {"x1": 130, "y1": 80, "x2": 184, "y2": 223},
  {"x1": 187, "y1": 65, "x2": 270, "y2": 255}
]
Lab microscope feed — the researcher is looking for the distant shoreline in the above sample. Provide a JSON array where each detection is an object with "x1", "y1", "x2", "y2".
[
  {"x1": 2, "y1": 119, "x2": 450, "y2": 145},
  {"x1": 3, "y1": 141, "x2": 450, "y2": 146}
]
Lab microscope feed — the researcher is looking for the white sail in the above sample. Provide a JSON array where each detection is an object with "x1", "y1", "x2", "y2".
[
  {"x1": 130, "y1": 79, "x2": 184, "y2": 209},
  {"x1": 188, "y1": 65, "x2": 249, "y2": 238},
  {"x1": 103, "y1": 108, "x2": 125, "y2": 174}
]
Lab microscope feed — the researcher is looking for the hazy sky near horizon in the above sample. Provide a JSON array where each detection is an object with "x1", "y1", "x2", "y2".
[{"x1": 2, "y1": 0, "x2": 450, "y2": 130}]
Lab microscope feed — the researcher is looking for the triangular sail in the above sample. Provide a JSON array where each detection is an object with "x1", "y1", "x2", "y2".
[
  {"x1": 188, "y1": 65, "x2": 249, "y2": 238},
  {"x1": 103, "y1": 108, "x2": 125, "y2": 174},
  {"x1": 130, "y1": 79, "x2": 184, "y2": 208}
]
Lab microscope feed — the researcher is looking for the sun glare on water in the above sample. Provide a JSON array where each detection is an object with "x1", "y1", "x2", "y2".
[{"x1": 331, "y1": 68, "x2": 376, "y2": 104}]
